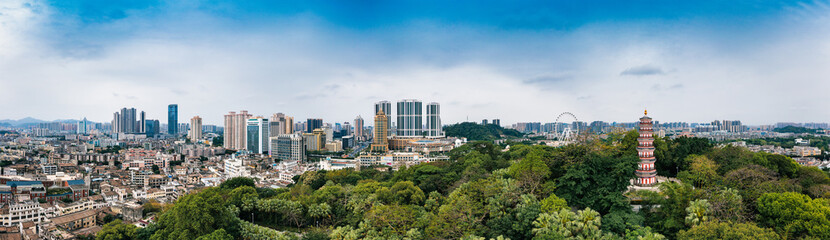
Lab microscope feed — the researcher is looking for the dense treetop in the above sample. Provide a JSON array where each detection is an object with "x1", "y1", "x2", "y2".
[
  {"x1": 443, "y1": 122, "x2": 524, "y2": 141},
  {"x1": 107, "y1": 131, "x2": 830, "y2": 240}
]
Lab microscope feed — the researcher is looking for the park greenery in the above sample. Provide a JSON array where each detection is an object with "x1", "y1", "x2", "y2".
[
  {"x1": 444, "y1": 122, "x2": 524, "y2": 141},
  {"x1": 773, "y1": 126, "x2": 820, "y2": 134},
  {"x1": 100, "y1": 131, "x2": 830, "y2": 240}
]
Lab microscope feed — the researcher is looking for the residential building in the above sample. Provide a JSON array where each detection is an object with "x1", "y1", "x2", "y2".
[
  {"x1": 111, "y1": 108, "x2": 146, "y2": 134},
  {"x1": 269, "y1": 114, "x2": 283, "y2": 137},
  {"x1": 76, "y1": 117, "x2": 88, "y2": 135},
  {"x1": 51, "y1": 208, "x2": 98, "y2": 231},
  {"x1": 189, "y1": 116, "x2": 202, "y2": 142},
  {"x1": 224, "y1": 111, "x2": 252, "y2": 150},
  {"x1": 396, "y1": 99, "x2": 423, "y2": 137},
  {"x1": 425, "y1": 102, "x2": 443, "y2": 137},
  {"x1": 375, "y1": 101, "x2": 392, "y2": 133},
  {"x1": 354, "y1": 116, "x2": 364, "y2": 141}
]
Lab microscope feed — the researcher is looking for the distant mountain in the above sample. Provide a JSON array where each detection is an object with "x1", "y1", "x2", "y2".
[
  {"x1": 0, "y1": 117, "x2": 83, "y2": 127},
  {"x1": 0, "y1": 117, "x2": 47, "y2": 126}
]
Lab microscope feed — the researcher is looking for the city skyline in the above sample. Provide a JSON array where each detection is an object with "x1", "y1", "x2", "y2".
[{"x1": 2, "y1": 1, "x2": 830, "y2": 125}]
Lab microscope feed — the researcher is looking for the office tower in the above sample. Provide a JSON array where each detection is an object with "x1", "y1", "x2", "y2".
[
  {"x1": 343, "y1": 122, "x2": 352, "y2": 135},
  {"x1": 274, "y1": 134, "x2": 305, "y2": 162},
  {"x1": 492, "y1": 119, "x2": 501, "y2": 126},
  {"x1": 306, "y1": 118, "x2": 323, "y2": 133},
  {"x1": 425, "y1": 102, "x2": 442, "y2": 137},
  {"x1": 145, "y1": 120, "x2": 160, "y2": 137},
  {"x1": 481, "y1": 119, "x2": 488, "y2": 125},
  {"x1": 635, "y1": 110, "x2": 657, "y2": 187},
  {"x1": 246, "y1": 117, "x2": 270, "y2": 154},
  {"x1": 168, "y1": 104, "x2": 178, "y2": 135},
  {"x1": 354, "y1": 116, "x2": 364, "y2": 141},
  {"x1": 224, "y1": 111, "x2": 252, "y2": 150},
  {"x1": 323, "y1": 126, "x2": 334, "y2": 142},
  {"x1": 371, "y1": 109, "x2": 389, "y2": 152},
  {"x1": 190, "y1": 116, "x2": 203, "y2": 142},
  {"x1": 77, "y1": 117, "x2": 88, "y2": 134},
  {"x1": 268, "y1": 120, "x2": 282, "y2": 137},
  {"x1": 396, "y1": 99, "x2": 423, "y2": 137},
  {"x1": 375, "y1": 101, "x2": 392, "y2": 132},
  {"x1": 302, "y1": 129, "x2": 326, "y2": 151}
]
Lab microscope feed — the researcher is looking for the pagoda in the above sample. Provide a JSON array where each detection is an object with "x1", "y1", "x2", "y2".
[{"x1": 635, "y1": 109, "x2": 657, "y2": 186}]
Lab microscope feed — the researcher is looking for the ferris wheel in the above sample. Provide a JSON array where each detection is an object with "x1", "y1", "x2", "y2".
[{"x1": 554, "y1": 112, "x2": 579, "y2": 141}]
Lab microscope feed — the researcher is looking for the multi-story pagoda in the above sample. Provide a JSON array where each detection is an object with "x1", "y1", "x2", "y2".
[{"x1": 636, "y1": 109, "x2": 657, "y2": 186}]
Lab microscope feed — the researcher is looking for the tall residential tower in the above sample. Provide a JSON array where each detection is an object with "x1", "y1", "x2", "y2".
[
  {"x1": 224, "y1": 111, "x2": 252, "y2": 150},
  {"x1": 425, "y1": 102, "x2": 442, "y2": 137},
  {"x1": 396, "y1": 99, "x2": 422, "y2": 137},
  {"x1": 189, "y1": 116, "x2": 202, "y2": 142}
]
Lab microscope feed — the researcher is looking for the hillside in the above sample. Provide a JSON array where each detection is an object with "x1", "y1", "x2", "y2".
[{"x1": 443, "y1": 122, "x2": 524, "y2": 141}]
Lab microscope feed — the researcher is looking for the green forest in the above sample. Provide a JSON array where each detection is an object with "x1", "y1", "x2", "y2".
[
  {"x1": 96, "y1": 131, "x2": 830, "y2": 240},
  {"x1": 444, "y1": 122, "x2": 524, "y2": 141}
]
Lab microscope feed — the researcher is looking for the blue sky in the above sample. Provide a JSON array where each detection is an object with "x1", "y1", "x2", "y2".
[{"x1": 1, "y1": 0, "x2": 829, "y2": 125}]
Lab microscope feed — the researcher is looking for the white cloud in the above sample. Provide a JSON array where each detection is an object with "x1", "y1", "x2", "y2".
[{"x1": 0, "y1": 1, "x2": 829, "y2": 126}]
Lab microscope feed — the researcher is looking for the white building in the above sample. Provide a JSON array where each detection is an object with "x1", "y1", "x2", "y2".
[
  {"x1": 223, "y1": 157, "x2": 249, "y2": 178},
  {"x1": 0, "y1": 199, "x2": 44, "y2": 227}
]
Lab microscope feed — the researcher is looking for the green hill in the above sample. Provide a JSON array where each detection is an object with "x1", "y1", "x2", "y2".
[{"x1": 443, "y1": 122, "x2": 524, "y2": 141}]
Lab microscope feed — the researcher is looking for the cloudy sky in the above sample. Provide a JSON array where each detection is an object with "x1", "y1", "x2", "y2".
[{"x1": 1, "y1": 0, "x2": 829, "y2": 126}]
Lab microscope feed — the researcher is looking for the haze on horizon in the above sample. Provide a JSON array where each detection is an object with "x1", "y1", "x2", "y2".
[{"x1": 1, "y1": 0, "x2": 829, "y2": 126}]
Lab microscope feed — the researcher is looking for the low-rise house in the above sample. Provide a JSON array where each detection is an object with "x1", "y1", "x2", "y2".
[{"x1": 49, "y1": 208, "x2": 98, "y2": 231}]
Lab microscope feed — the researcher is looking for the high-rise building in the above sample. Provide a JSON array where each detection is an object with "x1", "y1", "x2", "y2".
[
  {"x1": 273, "y1": 134, "x2": 305, "y2": 162},
  {"x1": 270, "y1": 113, "x2": 285, "y2": 137},
  {"x1": 139, "y1": 112, "x2": 146, "y2": 133},
  {"x1": 354, "y1": 116, "x2": 364, "y2": 141},
  {"x1": 145, "y1": 120, "x2": 160, "y2": 137},
  {"x1": 112, "y1": 108, "x2": 145, "y2": 134},
  {"x1": 224, "y1": 111, "x2": 252, "y2": 150},
  {"x1": 189, "y1": 116, "x2": 203, "y2": 142},
  {"x1": 77, "y1": 117, "x2": 88, "y2": 135},
  {"x1": 168, "y1": 104, "x2": 178, "y2": 135},
  {"x1": 425, "y1": 102, "x2": 442, "y2": 137},
  {"x1": 306, "y1": 118, "x2": 323, "y2": 133},
  {"x1": 285, "y1": 116, "x2": 294, "y2": 133},
  {"x1": 635, "y1": 110, "x2": 657, "y2": 187},
  {"x1": 246, "y1": 117, "x2": 270, "y2": 154},
  {"x1": 375, "y1": 101, "x2": 392, "y2": 133},
  {"x1": 396, "y1": 99, "x2": 423, "y2": 137},
  {"x1": 492, "y1": 119, "x2": 500, "y2": 126},
  {"x1": 481, "y1": 119, "x2": 489, "y2": 125},
  {"x1": 343, "y1": 122, "x2": 352, "y2": 135},
  {"x1": 302, "y1": 129, "x2": 326, "y2": 151},
  {"x1": 371, "y1": 109, "x2": 389, "y2": 152}
]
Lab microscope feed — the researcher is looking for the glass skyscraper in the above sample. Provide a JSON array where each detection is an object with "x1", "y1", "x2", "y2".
[
  {"x1": 247, "y1": 117, "x2": 270, "y2": 154},
  {"x1": 168, "y1": 104, "x2": 178, "y2": 135}
]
